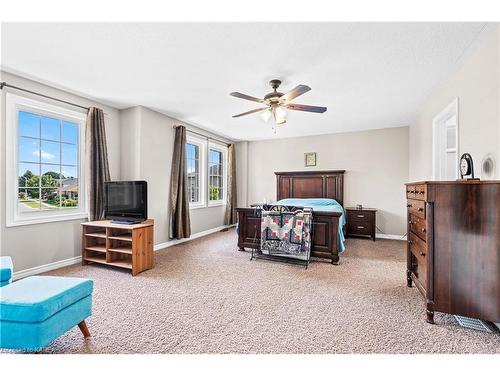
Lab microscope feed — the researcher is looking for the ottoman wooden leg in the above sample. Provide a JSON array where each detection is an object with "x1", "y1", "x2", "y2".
[{"x1": 78, "y1": 320, "x2": 91, "y2": 337}]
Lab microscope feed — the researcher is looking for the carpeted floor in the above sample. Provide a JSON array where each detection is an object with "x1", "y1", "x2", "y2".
[{"x1": 4, "y1": 228, "x2": 500, "y2": 354}]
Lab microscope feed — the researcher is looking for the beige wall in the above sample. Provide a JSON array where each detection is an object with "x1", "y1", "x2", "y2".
[
  {"x1": 410, "y1": 25, "x2": 500, "y2": 181},
  {"x1": 245, "y1": 126, "x2": 410, "y2": 236},
  {"x1": 0, "y1": 71, "x2": 122, "y2": 273},
  {"x1": 235, "y1": 141, "x2": 249, "y2": 208},
  {"x1": 119, "y1": 106, "x2": 232, "y2": 246}
]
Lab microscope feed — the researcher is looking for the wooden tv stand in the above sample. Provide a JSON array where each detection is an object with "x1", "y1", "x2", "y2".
[{"x1": 81, "y1": 219, "x2": 154, "y2": 276}]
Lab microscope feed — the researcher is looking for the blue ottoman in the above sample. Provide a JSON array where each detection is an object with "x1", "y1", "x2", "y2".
[
  {"x1": 0, "y1": 276, "x2": 93, "y2": 351},
  {"x1": 0, "y1": 256, "x2": 13, "y2": 287}
]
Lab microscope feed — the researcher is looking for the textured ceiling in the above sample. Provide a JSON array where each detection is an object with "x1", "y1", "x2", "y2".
[{"x1": 1, "y1": 23, "x2": 486, "y2": 140}]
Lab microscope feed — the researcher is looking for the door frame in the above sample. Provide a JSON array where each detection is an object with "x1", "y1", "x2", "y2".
[{"x1": 432, "y1": 97, "x2": 459, "y2": 180}]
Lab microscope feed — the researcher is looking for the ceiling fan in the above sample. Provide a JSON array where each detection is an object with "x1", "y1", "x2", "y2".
[{"x1": 230, "y1": 79, "x2": 327, "y2": 125}]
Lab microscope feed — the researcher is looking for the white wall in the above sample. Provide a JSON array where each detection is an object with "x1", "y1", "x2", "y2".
[
  {"x1": 0, "y1": 71, "x2": 122, "y2": 273},
  {"x1": 245, "y1": 126, "x2": 410, "y2": 236},
  {"x1": 410, "y1": 25, "x2": 500, "y2": 181},
  {"x1": 119, "y1": 106, "x2": 233, "y2": 246}
]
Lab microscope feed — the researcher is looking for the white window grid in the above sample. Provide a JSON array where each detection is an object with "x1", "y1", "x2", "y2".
[{"x1": 17, "y1": 112, "x2": 79, "y2": 210}]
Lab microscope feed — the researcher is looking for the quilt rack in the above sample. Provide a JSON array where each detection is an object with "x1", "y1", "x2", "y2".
[{"x1": 250, "y1": 204, "x2": 313, "y2": 269}]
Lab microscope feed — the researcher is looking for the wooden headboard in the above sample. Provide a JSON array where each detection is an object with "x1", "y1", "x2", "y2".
[{"x1": 275, "y1": 170, "x2": 345, "y2": 206}]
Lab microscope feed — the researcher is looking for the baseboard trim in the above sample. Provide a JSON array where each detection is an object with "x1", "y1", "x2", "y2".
[
  {"x1": 376, "y1": 233, "x2": 406, "y2": 241},
  {"x1": 154, "y1": 224, "x2": 237, "y2": 251},
  {"x1": 13, "y1": 256, "x2": 82, "y2": 281}
]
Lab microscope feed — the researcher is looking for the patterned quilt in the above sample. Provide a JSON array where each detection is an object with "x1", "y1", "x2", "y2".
[{"x1": 259, "y1": 206, "x2": 312, "y2": 261}]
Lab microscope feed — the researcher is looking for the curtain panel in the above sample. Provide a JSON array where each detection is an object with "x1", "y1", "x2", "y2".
[
  {"x1": 224, "y1": 143, "x2": 237, "y2": 225},
  {"x1": 169, "y1": 125, "x2": 191, "y2": 239},
  {"x1": 86, "y1": 107, "x2": 110, "y2": 221}
]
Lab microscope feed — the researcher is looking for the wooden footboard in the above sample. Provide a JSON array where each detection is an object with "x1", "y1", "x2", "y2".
[{"x1": 237, "y1": 208, "x2": 341, "y2": 264}]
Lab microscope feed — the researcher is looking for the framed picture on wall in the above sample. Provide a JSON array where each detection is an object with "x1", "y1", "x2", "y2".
[{"x1": 305, "y1": 152, "x2": 317, "y2": 167}]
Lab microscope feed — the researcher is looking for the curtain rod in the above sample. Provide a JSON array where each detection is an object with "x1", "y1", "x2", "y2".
[
  {"x1": 0, "y1": 82, "x2": 109, "y2": 115},
  {"x1": 174, "y1": 125, "x2": 231, "y2": 146}
]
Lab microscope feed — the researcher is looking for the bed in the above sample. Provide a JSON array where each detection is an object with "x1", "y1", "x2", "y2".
[{"x1": 236, "y1": 170, "x2": 346, "y2": 264}]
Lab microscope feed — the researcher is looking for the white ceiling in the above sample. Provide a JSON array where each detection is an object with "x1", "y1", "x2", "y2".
[{"x1": 1, "y1": 23, "x2": 486, "y2": 141}]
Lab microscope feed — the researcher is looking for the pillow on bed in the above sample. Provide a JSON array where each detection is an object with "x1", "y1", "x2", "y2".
[{"x1": 276, "y1": 198, "x2": 339, "y2": 206}]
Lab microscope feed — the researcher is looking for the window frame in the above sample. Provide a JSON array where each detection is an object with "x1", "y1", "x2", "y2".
[
  {"x1": 6, "y1": 93, "x2": 87, "y2": 227},
  {"x1": 185, "y1": 134, "x2": 206, "y2": 209},
  {"x1": 207, "y1": 141, "x2": 228, "y2": 207}
]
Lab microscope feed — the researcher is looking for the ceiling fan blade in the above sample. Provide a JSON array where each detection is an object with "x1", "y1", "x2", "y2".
[
  {"x1": 232, "y1": 107, "x2": 269, "y2": 118},
  {"x1": 230, "y1": 92, "x2": 265, "y2": 103},
  {"x1": 279, "y1": 85, "x2": 311, "y2": 103},
  {"x1": 286, "y1": 103, "x2": 327, "y2": 113}
]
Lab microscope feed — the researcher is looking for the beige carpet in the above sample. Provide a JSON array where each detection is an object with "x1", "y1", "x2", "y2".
[{"x1": 4, "y1": 228, "x2": 500, "y2": 354}]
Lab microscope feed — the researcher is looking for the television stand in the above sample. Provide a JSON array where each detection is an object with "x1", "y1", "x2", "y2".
[{"x1": 81, "y1": 219, "x2": 154, "y2": 276}]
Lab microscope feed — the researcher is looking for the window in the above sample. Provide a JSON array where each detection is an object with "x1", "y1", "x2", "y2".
[
  {"x1": 6, "y1": 93, "x2": 87, "y2": 226},
  {"x1": 207, "y1": 142, "x2": 227, "y2": 206},
  {"x1": 208, "y1": 149, "x2": 223, "y2": 201},
  {"x1": 432, "y1": 98, "x2": 458, "y2": 180},
  {"x1": 184, "y1": 134, "x2": 227, "y2": 209},
  {"x1": 185, "y1": 135, "x2": 206, "y2": 208}
]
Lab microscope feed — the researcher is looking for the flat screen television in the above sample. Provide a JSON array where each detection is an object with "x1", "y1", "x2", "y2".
[{"x1": 105, "y1": 181, "x2": 148, "y2": 224}]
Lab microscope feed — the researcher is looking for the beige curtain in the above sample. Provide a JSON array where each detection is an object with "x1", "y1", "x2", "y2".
[
  {"x1": 169, "y1": 126, "x2": 191, "y2": 239},
  {"x1": 86, "y1": 107, "x2": 110, "y2": 221},
  {"x1": 224, "y1": 144, "x2": 237, "y2": 225}
]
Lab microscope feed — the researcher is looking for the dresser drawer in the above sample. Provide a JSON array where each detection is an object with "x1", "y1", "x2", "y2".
[
  {"x1": 347, "y1": 221, "x2": 372, "y2": 236},
  {"x1": 413, "y1": 184, "x2": 427, "y2": 201},
  {"x1": 409, "y1": 214, "x2": 427, "y2": 241},
  {"x1": 406, "y1": 185, "x2": 416, "y2": 199},
  {"x1": 411, "y1": 257, "x2": 427, "y2": 294},
  {"x1": 346, "y1": 211, "x2": 374, "y2": 227},
  {"x1": 407, "y1": 199, "x2": 425, "y2": 219},
  {"x1": 409, "y1": 232, "x2": 427, "y2": 261}
]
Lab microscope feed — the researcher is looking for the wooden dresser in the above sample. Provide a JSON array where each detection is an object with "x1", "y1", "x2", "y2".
[{"x1": 405, "y1": 181, "x2": 499, "y2": 324}]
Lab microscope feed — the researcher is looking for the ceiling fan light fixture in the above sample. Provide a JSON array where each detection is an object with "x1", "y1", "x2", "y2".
[
  {"x1": 274, "y1": 106, "x2": 287, "y2": 124},
  {"x1": 260, "y1": 109, "x2": 272, "y2": 122}
]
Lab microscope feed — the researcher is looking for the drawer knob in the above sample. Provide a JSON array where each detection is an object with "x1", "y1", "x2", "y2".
[
  {"x1": 357, "y1": 226, "x2": 365, "y2": 229},
  {"x1": 408, "y1": 220, "x2": 413, "y2": 224},
  {"x1": 417, "y1": 208, "x2": 423, "y2": 212},
  {"x1": 407, "y1": 204, "x2": 412, "y2": 208},
  {"x1": 421, "y1": 228, "x2": 426, "y2": 233},
  {"x1": 408, "y1": 240, "x2": 413, "y2": 245},
  {"x1": 357, "y1": 215, "x2": 365, "y2": 218},
  {"x1": 420, "y1": 252, "x2": 426, "y2": 257}
]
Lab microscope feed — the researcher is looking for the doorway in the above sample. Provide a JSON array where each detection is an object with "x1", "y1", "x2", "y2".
[{"x1": 432, "y1": 98, "x2": 458, "y2": 180}]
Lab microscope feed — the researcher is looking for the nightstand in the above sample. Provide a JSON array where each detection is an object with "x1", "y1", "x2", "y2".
[{"x1": 345, "y1": 207, "x2": 377, "y2": 241}]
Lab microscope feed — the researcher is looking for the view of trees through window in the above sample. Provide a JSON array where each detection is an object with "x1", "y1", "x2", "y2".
[
  {"x1": 209, "y1": 149, "x2": 223, "y2": 201},
  {"x1": 186, "y1": 143, "x2": 200, "y2": 203},
  {"x1": 17, "y1": 111, "x2": 79, "y2": 212}
]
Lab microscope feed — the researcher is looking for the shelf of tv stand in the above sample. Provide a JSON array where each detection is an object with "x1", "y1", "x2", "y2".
[
  {"x1": 107, "y1": 259, "x2": 133, "y2": 270},
  {"x1": 108, "y1": 247, "x2": 133, "y2": 255},
  {"x1": 85, "y1": 245, "x2": 107, "y2": 253},
  {"x1": 81, "y1": 219, "x2": 154, "y2": 276},
  {"x1": 85, "y1": 232, "x2": 107, "y2": 239},
  {"x1": 83, "y1": 255, "x2": 133, "y2": 270},
  {"x1": 108, "y1": 234, "x2": 133, "y2": 242}
]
